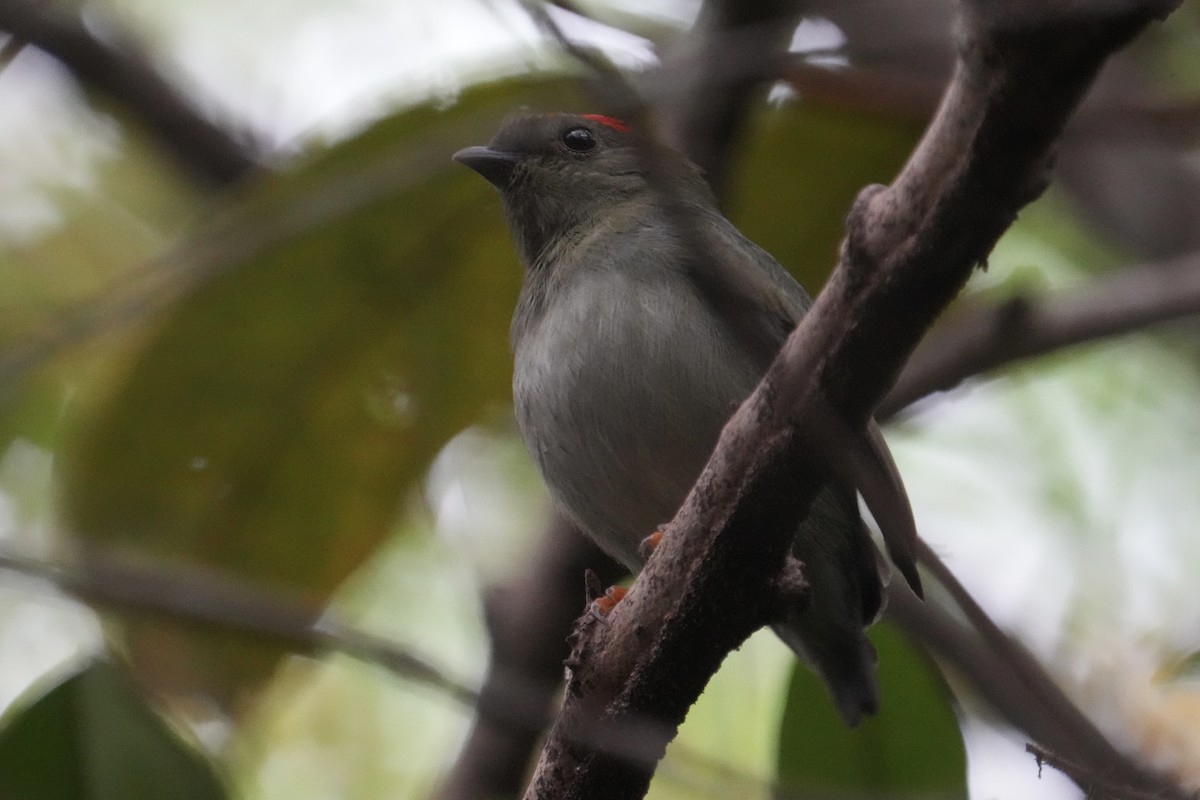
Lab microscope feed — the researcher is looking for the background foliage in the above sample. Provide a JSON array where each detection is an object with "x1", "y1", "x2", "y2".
[{"x1": 1, "y1": 1, "x2": 1198, "y2": 798}]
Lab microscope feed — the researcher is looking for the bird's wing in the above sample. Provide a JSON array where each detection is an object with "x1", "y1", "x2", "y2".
[
  {"x1": 689, "y1": 211, "x2": 923, "y2": 598},
  {"x1": 684, "y1": 211, "x2": 810, "y2": 373}
]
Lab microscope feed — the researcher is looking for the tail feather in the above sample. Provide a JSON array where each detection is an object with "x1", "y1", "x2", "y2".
[
  {"x1": 778, "y1": 483, "x2": 890, "y2": 726},
  {"x1": 772, "y1": 621, "x2": 879, "y2": 727},
  {"x1": 861, "y1": 420, "x2": 923, "y2": 597}
]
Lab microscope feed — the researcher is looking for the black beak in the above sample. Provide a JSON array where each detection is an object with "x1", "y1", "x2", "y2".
[{"x1": 453, "y1": 146, "x2": 520, "y2": 189}]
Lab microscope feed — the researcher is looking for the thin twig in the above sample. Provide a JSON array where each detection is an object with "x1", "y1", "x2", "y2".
[
  {"x1": 0, "y1": 546, "x2": 479, "y2": 705},
  {"x1": 912, "y1": 540, "x2": 1170, "y2": 792},
  {"x1": 0, "y1": 32, "x2": 24, "y2": 72},
  {"x1": 881, "y1": 250, "x2": 1200, "y2": 418},
  {"x1": 1025, "y1": 743, "x2": 1194, "y2": 800},
  {"x1": 519, "y1": 0, "x2": 652, "y2": 127}
]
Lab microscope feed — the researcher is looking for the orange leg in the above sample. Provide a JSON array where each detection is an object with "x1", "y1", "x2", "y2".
[
  {"x1": 589, "y1": 585, "x2": 628, "y2": 619},
  {"x1": 638, "y1": 528, "x2": 665, "y2": 561}
]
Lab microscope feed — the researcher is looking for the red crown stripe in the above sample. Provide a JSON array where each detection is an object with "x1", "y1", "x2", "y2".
[{"x1": 582, "y1": 114, "x2": 631, "y2": 133}]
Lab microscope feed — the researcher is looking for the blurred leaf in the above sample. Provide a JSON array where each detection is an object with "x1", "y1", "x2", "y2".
[
  {"x1": 1166, "y1": 649, "x2": 1200, "y2": 681},
  {"x1": 0, "y1": 105, "x2": 200, "y2": 450},
  {"x1": 57, "y1": 75, "x2": 581, "y2": 705},
  {"x1": 776, "y1": 623, "x2": 966, "y2": 796},
  {"x1": 0, "y1": 659, "x2": 227, "y2": 800},
  {"x1": 731, "y1": 103, "x2": 922, "y2": 292}
]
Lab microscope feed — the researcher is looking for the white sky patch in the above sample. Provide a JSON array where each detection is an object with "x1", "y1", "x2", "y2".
[
  {"x1": 0, "y1": 597, "x2": 105, "y2": 713},
  {"x1": 543, "y1": 4, "x2": 660, "y2": 70},
  {"x1": 0, "y1": 440, "x2": 105, "y2": 715},
  {"x1": 770, "y1": 17, "x2": 848, "y2": 105},
  {"x1": 94, "y1": 0, "x2": 663, "y2": 149},
  {"x1": 158, "y1": 0, "x2": 540, "y2": 146},
  {"x1": 425, "y1": 427, "x2": 547, "y2": 582},
  {"x1": 766, "y1": 81, "x2": 799, "y2": 106},
  {"x1": 0, "y1": 47, "x2": 120, "y2": 244},
  {"x1": 789, "y1": 16, "x2": 846, "y2": 54}
]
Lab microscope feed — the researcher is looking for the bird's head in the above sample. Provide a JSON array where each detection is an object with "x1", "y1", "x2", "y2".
[{"x1": 454, "y1": 112, "x2": 710, "y2": 267}]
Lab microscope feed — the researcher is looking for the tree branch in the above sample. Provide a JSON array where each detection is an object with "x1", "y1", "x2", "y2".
[
  {"x1": 888, "y1": 583, "x2": 1196, "y2": 799},
  {"x1": 881, "y1": 250, "x2": 1200, "y2": 417},
  {"x1": 522, "y1": 2, "x2": 1183, "y2": 798},
  {"x1": 0, "y1": 0, "x2": 257, "y2": 186}
]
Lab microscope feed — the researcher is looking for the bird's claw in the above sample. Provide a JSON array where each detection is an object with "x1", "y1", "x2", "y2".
[
  {"x1": 638, "y1": 528, "x2": 665, "y2": 561},
  {"x1": 589, "y1": 585, "x2": 628, "y2": 619}
]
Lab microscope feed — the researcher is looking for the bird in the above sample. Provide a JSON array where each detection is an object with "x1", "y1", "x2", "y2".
[{"x1": 453, "y1": 111, "x2": 921, "y2": 725}]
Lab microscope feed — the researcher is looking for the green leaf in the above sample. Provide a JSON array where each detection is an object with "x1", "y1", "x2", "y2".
[
  {"x1": 0, "y1": 659, "x2": 227, "y2": 800},
  {"x1": 57, "y1": 75, "x2": 583, "y2": 705},
  {"x1": 1162, "y1": 648, "x2": 1200, "y2": 683},
  {"x1": 776, "y1": 623, "x2": 967, "y2": 796}
]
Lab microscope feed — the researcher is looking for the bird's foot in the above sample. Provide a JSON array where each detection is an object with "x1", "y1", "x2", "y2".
[
  {"x1": 589, "y1": 585, "x2": 628, "y2": 619},
  {"x1": 638, "y1": 528, "x2": 665, "y2": 561}
]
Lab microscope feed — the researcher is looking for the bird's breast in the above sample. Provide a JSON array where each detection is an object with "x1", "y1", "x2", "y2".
[{"x1": 512, "y1": 266, "x2": 759, "y2": 567}]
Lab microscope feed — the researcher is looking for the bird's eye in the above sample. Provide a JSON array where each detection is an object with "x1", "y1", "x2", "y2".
[{"x1": 562, "y1": 127, "x2": 597, "y2": 153}]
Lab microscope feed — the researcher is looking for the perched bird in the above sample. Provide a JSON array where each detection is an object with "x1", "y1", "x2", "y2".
[{"x1": 454, "y1": 112, "x2": 920, "y2": 725}]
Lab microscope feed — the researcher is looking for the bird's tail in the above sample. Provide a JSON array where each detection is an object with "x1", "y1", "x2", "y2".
[
  {"x1": 776, "y1": 486, "x2": 885, "y2": 726},
  {"x1": 772, "y1": 619, "x2": 879, "y2": 727}
]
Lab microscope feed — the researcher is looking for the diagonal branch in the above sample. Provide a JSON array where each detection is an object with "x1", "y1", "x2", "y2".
[{"x1": 522, "y1": 2, "x2": 1185, "y2": 799}]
